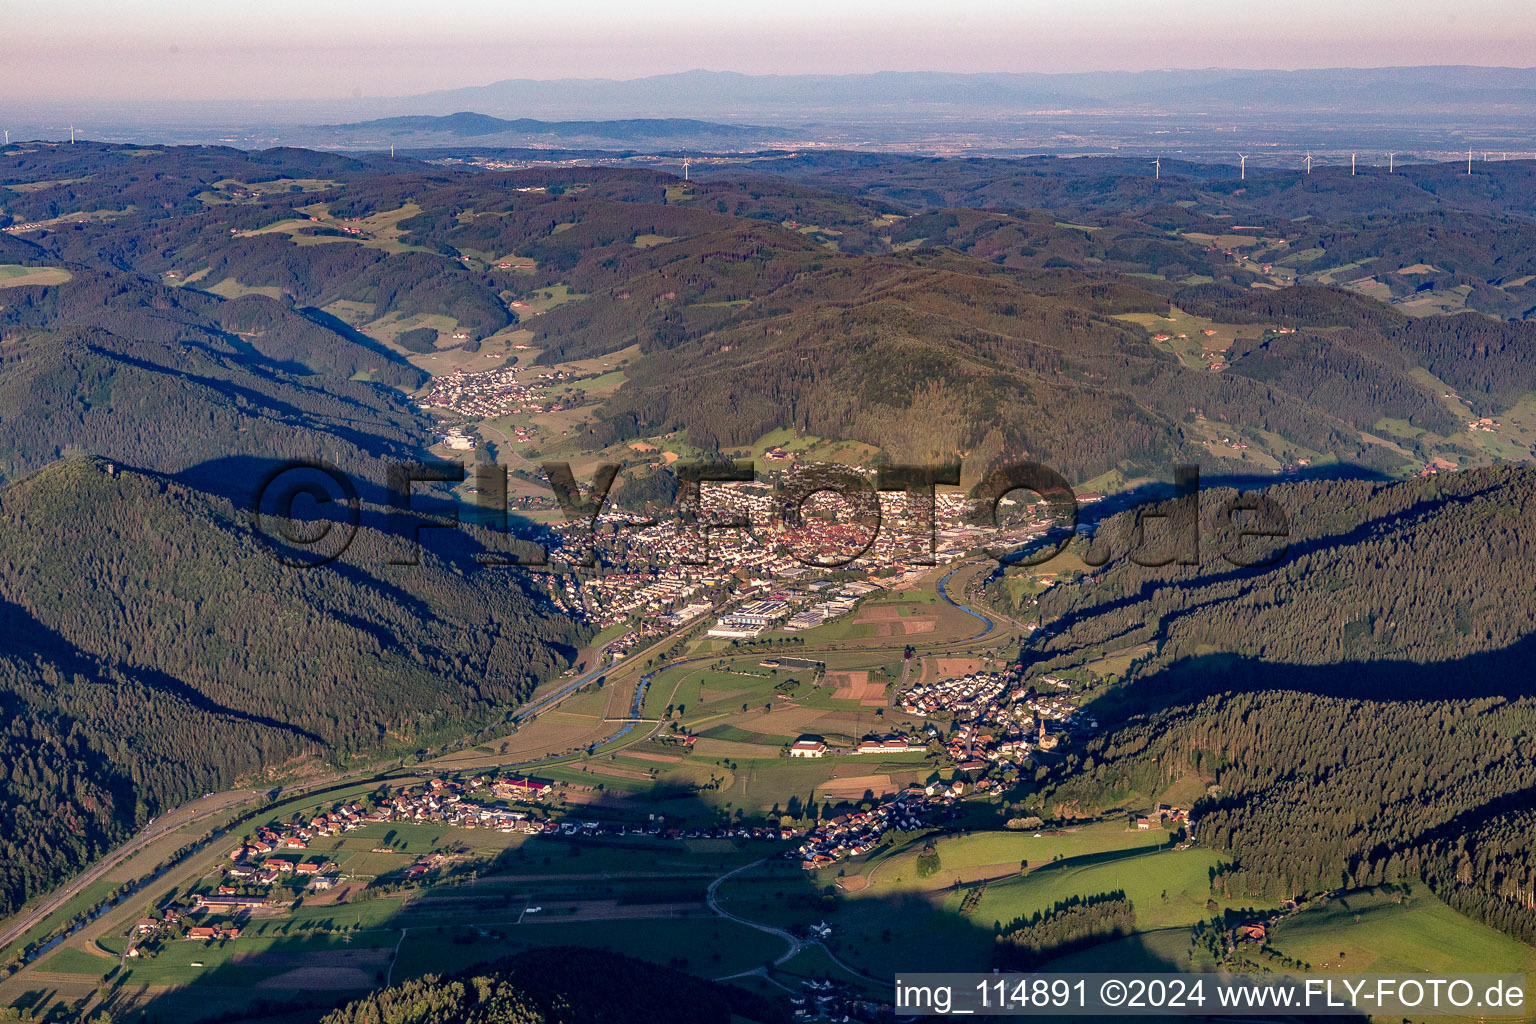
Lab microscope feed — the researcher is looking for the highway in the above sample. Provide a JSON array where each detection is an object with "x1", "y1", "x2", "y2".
[
  {"x1": 511, "y1": 637, "x2": 624, "y2": 722},
  {"x1": 0, "y1": 631, "x2": 654, "y2": 958},
  {"x1": 0, "y1": 788, "x2": 257, "y2": 954}
]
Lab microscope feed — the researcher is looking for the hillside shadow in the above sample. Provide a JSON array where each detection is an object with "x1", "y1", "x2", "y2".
[
  {"x1": 108, "y1": 786, "x2": 802, "y2": 1022},
  {"x1": 0, "y1": 594, "x2": 327, "y2": 747},
  {"x1": 168, "y1": 454, "x2": 554, "y2": 577},
  {"x1": 104, "y1": 780, "x2": 1215, "y2": 1024},
  {"x1": 1077, "y1": 630, "x2": 1536, "y2": 739},
  {"x1": 1027, "y1": 463, "x2": 1489, "y2": 657},
  {"x1": 89, "y1": 345, "x2": 420, "y2": 468},
  {"x1": 991, "y1": 460, "x2": 1394, "y2": 572},
  {"x1": 178, "y1": 453, "x2": 394, "y2": 509},
  {"x1": 298, "y1": 305, "x2": 428, "y2": 382}
]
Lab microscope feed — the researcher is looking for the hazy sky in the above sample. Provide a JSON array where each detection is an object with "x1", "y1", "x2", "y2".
[{"x1": 3, "y1": 0, "x2": 1533, "y2": 103}]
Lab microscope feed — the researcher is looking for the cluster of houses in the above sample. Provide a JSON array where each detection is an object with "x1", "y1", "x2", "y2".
[
  {"x1": 5, "y1": 216, "x2": 93, "y2": 233},
  {"x1": 790, "y1": 977, "x2": 887, "y2": 1022},
  {"x1": 562, "y1": 569, "x2": 725, "y2": 629},
  {"x1": 127, "y1": 888, "x2": 273, "y2": 951},
  {"x1": 598, "y1": 623, "x2": 677, "y2": 660},
  {"x1": 1134, "y1": 803, "x2": 1190, "y2": 831},
  {"x1": 128, "y1": 912, "x2": 242, "y2": 951},
  {"x1": 897, "y1": 668, "x2": 1090, "y2": 775},
  {"x1": 218, "y1": 804, "x2": 386, "y2": 897},
  {"x1": 795, "y1": 788, "x2": 951, "y2": 869},
  {"x1": 240, "y1": 777, "x2": 814, "y2": 849},
  {"x1": 587, "y1": 573, "x2": 715, "y2": 620},
  {"x1": 545, "y1": 542, "x2": 745, "y2": 621},
  {"x1": 418, "y1": 364, "x2": 572, "y2": 419},
  {"x1": 233, "y1": 801, "x2": 379, "y2": 854},
  {"x1": 899, "y1": 669, "x2": 1018, "y2": 719},
  {"x1": 223, "y1": 855, "x2": 338, "y2": 893},
  {"x1": 539, "y1": 480, "x2": 1053, "y2": 634},
  {"x1": 435, "y1": 779, "x2": 810, "y2": 845}
]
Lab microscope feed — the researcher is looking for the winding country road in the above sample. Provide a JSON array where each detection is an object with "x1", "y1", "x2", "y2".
[
  {"x1": 705, "y1": 859, "x2": 804, "y2": 966},
  {"x1": 705, "y1": 858, "x2": 885, "y2": 986}
]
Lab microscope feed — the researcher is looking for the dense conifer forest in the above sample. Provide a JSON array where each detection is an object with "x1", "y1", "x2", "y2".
[
  {"x1": 1025, "y1": 468, "x2": 1536, "y2": 940},
  {"x1": 995, "y1": 893, "x2": 1137, "y2": 968},
  {"x1": 320, "y1": 947, "x2": 783, "y2": 1024},
  {"x1": 0, "y1": 456, "x2": 577, "y2": 915}
]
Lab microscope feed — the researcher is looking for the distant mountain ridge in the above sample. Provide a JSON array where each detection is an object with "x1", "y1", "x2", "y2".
[
  {"x1": 396, "y1": 66, "x2": 1536, "y2": 120},
  {"x1": 16, "y1": 65, "x2": 1536, "y2": 152},
  {"x1": 328, "y1": 112, "x2": 786, "y2": 140},
  {"x1": 304, "y1": 112, "x2": 789, "y2": 150}
]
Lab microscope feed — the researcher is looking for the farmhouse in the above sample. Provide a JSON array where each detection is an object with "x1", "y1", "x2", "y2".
[
  {"x1": 789, "y1": 738, "x2": 827, "y2": 758},
  {"x1": 1234, "y1": 923, "x2": 1267, "y2": 943}
]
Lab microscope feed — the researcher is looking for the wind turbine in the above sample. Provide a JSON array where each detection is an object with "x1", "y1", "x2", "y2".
[
  {"x1": 1151, "y1": 156, "x2": 1160, "y2": 180},
  {"x1": 1305, "y1": 151, "x2": 1312, "y2": 175},
  {"x1": 1468, "y1": 149, "x2": 1474, "y2": 174},
  {"x1": 1351, "y1": 153, "x2": 1356, "y2": 175},
  {"x1": 682, "y1": 152, "x2": 690, "y2": 182},
  {"x1": 1388, "y1": 152, "x2": 1396, "y2": 173},
  {"x1": 1237, "y1": 153, "x2": 1248, "y2": 181},
  {"x1": 70, "y1": 125, "x2": 75, "y2": 145}
]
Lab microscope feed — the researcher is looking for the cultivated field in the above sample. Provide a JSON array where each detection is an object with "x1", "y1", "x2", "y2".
[{"x1": 0, "y1": 264, "x2": 72, "y2": 288}]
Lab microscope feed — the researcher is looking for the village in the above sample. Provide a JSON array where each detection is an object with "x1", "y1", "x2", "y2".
[
  {"x1": 538, "y1": 480, "x2": 1059, "y2": 638},
  {"x1": 896, "y1": 669, "x2": 1090, "y2": 775},
  {"x1": 125, "y1": 646, "x2": 1101, "y2": 952},
  {"x1": 122, "y1": 774, "x2": 823, "y2": 955},
  {"x1": 418, "y1": 363, "x2": 573, "y2": 420},
  {"x1": 793, "y1": 786, "x2": 959, "y2": 870}
]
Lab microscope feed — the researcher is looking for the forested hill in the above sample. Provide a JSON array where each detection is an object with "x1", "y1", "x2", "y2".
[
  {"x1": 7, "y1": 143, "x2": 1536, "y2": 485},
  {"x1": 0, "y1": 144, "x2": 606, "y2": 918},
  {"x1": 710, "y1": 152, "x2": 1536, "y2": 321},
  {"x1": 1022, "y1": 467, "x2": 1536, "y2": 940},
  {"x1": 320, "y1": 946, "x2": 784, "y2": 1024},
  {"x1": 0, "y1": 456, "x2": 578, "y2": 916},
  {"x1": 724, "y1": 151, "x2": 1536, "y2": 223},
  {"x1": 0, "y1": 270, "x2": 427, "y2": 490}
]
